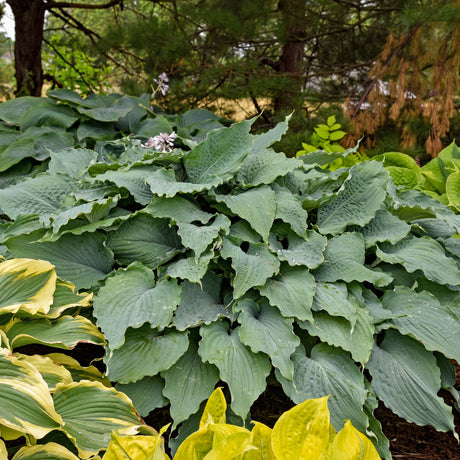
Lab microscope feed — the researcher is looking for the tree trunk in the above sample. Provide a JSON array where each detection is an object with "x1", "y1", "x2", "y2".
[{"x1": 8, "y1": 0, "x2": 46, "y2": 96}]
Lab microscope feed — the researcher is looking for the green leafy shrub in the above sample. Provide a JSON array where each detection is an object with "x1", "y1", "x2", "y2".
[{"x1": 1, "y1": 96, "x2": 460, "y2": 459}]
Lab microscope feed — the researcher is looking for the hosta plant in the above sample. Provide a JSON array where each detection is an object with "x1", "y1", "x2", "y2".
[
  {"x1": 1, "y1": 97, "x2": 460, "y2": 459},
  {"x1": 0, "y1": 258, "x2": 147, "y2": 459}
]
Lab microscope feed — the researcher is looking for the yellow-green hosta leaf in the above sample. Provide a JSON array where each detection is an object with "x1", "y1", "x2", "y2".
[
  {"x1": 174, "y1": 425, "x2": 214, "y2": 460},
  {"x1": 328, "y1": 420, "x2": 381, "y2": 460},
  {"x1": 12, "y1": 442, "x2": 80, "y2": 460},
  {"x1": 205, "y1": 430, "x2": 255, "y2": 459},
  {"x1": 53, "y1": 381, "x2": 142, "y2": 458},
  {"x1": 0, "y1": 258, "x2": 56, "y2": 315},
  {"x1": 446, "y1": 171, "x2": 460, "y2": 211},
  {"x1": 243, "y1": 422, "x2": 275, "y2": 460},
  {"x1": 0, "y1": 439, "x2": 6, "y2": 459},
  {"x1": 0, "y1": 423, "x2": 25, "y2": 440},
  {"x1": 102, "y1": 432, "x2": 170, "y2": 460},
  {"x1": 200, "y1": 387, "x2": 227, "y2": 428},
  {"x1": 0, "y1": 352, "x2": 62, "y2": 438},
  {"x1": 272, "y1": 396, "x2": 330, "y2": 460}
]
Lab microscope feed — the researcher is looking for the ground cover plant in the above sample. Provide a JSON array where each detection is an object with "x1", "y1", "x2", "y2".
[{"x1": 0, "y1": 93, "x2": 459, "y2": 459}]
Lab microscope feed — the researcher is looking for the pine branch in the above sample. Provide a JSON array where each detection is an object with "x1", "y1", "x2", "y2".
[{"x1": 46, "y1": 0, "x2": 123, "y2": 11}]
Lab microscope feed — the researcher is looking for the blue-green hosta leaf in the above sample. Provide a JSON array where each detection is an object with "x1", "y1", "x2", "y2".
[
  {"x1": 376, "y1": 236, "x2": 460, "y2": 286},
  {"x1": 76, "y1": 97, "x2": 135, "y2": 122},
  {"x1": 299, "y1": 308, "x2": 374, "y2": 365},
  {"x1": 48, "y1": 148, "x2": 98, "y2": 178},
  {"x1": 77, "y1": 119, "x2": 117, "y2": 142},
  {"x1": 176, "y1": 215, "x2": 231, "y2": 259},
  {"x1": 0, "y1": 352, "x2": 62, "y2": 438},
  {"x1": 237, "y1": 149, "x2": 302, "y2": 187},
  {"x1": 366, "y1": 330, "x2": 455, "y2": 434},
  {"x1": 382, "y1": 287, "x2": 460, "y2": 362},
  {"x1": 105, "y1": 213, "x2": 182, "y2": 269},
  {"x1": 277, "y1": 343, "x2": 369, "y2": 434},
  {"x1": 53, "y1": 381, "x2": 141, "y2": 458},
  {"x1": 0, "y1": 215, "x2": 44, "y2": 243},
  {"x1": 105, "y1": 324, "x2": 189, "y2": 383},
  {"x1": 133, "y1": 115, "x2": 173, "y2": 138},
  {"x1": 20, "y1": 101, "x2": 79, "y2": 131},
  {"x1": 173, "y1": 273, "x2": 231, "y2": 331},
  {"x1": 251, "y1": 114, "x2": 291, "y2": 154},
  {"x1": 313, "y1": 233, "x2": 393, "y2": 287},
  {"x1": 116, "y1": 375, "x2": 167, "y2": 418},
  {"x1": 0, "y1": 173, "x2": 75, "y2": 220},
  {"x1": 6, "y1": 232, "x2": 114, "y2": 291},
  {"x1": 258, "y1": 264, "x2": 315, "y2": 321},
  {"x1": 317, "y1": 162, "x2": 389, "y2": 235},
  {"x1": 166, "y1": 250, "x2": 214, "y2": 284},
  {"x1": 162, "y1": 338, "x2": 219, "y2": 429},
  {"x1": 94, "y1": 262, "x2": 181, "y2": 350},
  {"x1": 273, "y1": 230, "x2": 327, "y2": 269},
  {"x1": 184, "y1": 118, "x2": 254, "y2": 185},
  {"x1": 271, "y1": 184, "x2": 308, "y2": 238},
  {"x1": 0, "y1": 96, "x2": 42, "y2": 125},
  {"x1": 214, "y1": 186, "x2": 276, "y2": 241},
  {"x1": 198, "y1": 321, "x2": 271, "y2": 419},
  {"x1": 145, "y1": 195, "x2": 214, "y2": 224},
  {"x1": 221, "y1": 237, "x2": 280, "y2": 299},
  {"x1": 412, "y1": 218, "x2": 457, "y2": 239},
  {"x1": 348, "y1": 209, "x2": 411, "y2": 249},
  {"x1": 236, "y1": 298, "x2": 300, "y2": 380}
]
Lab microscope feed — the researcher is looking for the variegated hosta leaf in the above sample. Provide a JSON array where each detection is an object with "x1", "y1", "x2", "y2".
[
  {"x1": 214, "y1": 186, "x2": 276, "y2": 241},
  {"x1": 94, "y1": 262, "x2": 181, "y2": 350},
  {"x1": 376, "y1": 236, "x2": 460, "y2": 286},
  {"x1": 235, "y1": 297, "x2": 300, "y2": 380},
  {"x1": 366, "y1": 330, "x2": 455, "y2": 433},
  {"x1": 12, "y1": 443, "x2": 80, "y2": 460},
  {"x1": 0, "y1": 352, "x2": 62, "y2": 438},
  {"x1": 277, "y1": 343, "x2": 369, "y2": 434},
  {"x1": 220, "y1": 237, "x2": 280, "y2": 299},
  {"x1": 257, "y1": 264, "x2": 316, "y2": 322},
  {"x1": 105, "y1": 324, "x2": 189, "y2": 383},
  {"x1": 105, "y1": 213, "x2": 182, "y2": 269},
  {"x1": 4, "y1": 315, "x2": 105, "y2": 350},
  {"x1": 316, "y1": 161, "x2": 389, "y2": 235},
  {"x1": 198, "y1": 321, "x2": 271, "y2": 419},
  {"x1": 162, "y1": 337, "x2": 220, "y2": 429},
  {"x1": 0, "y1": 258, "x2": 56, "y2": 315},
  {"x1": 313, "y1": 233, "x2": 393, "y2": 287},
  {"x1": 382, "y1": 287, "x2": 460, "y2": 362},
  {"x1": 45, "y1": 279, "x2": 93, "y2": 319},
  {"x1": 53, "y1": 381, "x2": 142, "y2": 458}
]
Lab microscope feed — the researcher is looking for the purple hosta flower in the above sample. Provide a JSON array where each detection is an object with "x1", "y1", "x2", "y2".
[
  {"x1": 153, "y1": 72, "x2": 169, "y2": 96},
  {"x1": 142, "y1": 132, "x2": 177, "y2": 152}
]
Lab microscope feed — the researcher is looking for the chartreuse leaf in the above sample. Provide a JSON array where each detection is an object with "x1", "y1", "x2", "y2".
[
  {"x1": 446, "y1": 171, "x2": 460, "y2": 211},
  {"x1": 214, "y1": 186, "x2": 276, "y2": 241},
  {"x1": 221, "y1": 237, "x2": 279, "y2": 299},
  {"x1": 205, "y1": 429, "x2": 255, "y2": 459},
  {"x1": 258, "y1": 264, "x2": 316, "y2": 321},
  {"x1": 0, "y1": 351, "x2": 62, "y2": 438},
  {"x1": 0, "y1": 258, "x2": 56, "y2": 315},
  {"x1": 0, "y1": 439, "x2": 5, "y2": 459},
  {"x1": 105, "y1": 324, "x2": 189, "y2": 384},
  {"x1": 317, "y1": 162, "x2": 389, "y2": 235},
  {"x1": 199, "y1": 321, "x2": 271, "y2": 419},
  {"x1": 236, "y1": 297, "x2": 300, "y2": 380},
  {"x1": 173, "y1": 425, "x2": 214, "y2": 460},
  {"x1": 373, "y1": 151, "x2": 423, "y2": 188},
  {"x1": 12, "y1": 443, "x2": 80, "y2": 460},
  {"x1": 94, "y1": 262, "x2": 181, "y2": 350},
  {"x1": 162, "y1": 337, "x2": 220, "y2": 429},
  {"x1": 105, "y1": 214, "x2": 182, "y2": 270},
  {"x1": 313, "y1": 233, "x2": 393, "y2": 287},
  {"x1": 184, "y1": 118, "x2": 254, "y2": 185},
  {"x1": 244, "y1": 421, "x2": 276, "y2": 460},
  {"x1": 376, "y1": 236, "x2": 460, "y2": 286},
  {"x1": 366, "y1": 330, "x2": 455, "y2": 434},
  {"x1": 271, "y1": 395, "x2": 330, "y2": 459},
  {"x1": 53, "y1": 381, "x2": 141, "y2": 458},
  {"x1": 200, "y1": 387, "x2": 227, "y2": 427}
]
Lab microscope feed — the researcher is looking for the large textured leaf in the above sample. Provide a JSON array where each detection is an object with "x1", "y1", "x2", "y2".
[
  {"x1": 199, "y1": 321, "x2": 271, "y2": 419},
  {"x1": 221, "y1": 238, "x2": 280, "y2": 299},
  {"x1": 313, "y1": 233, "x2": 393, "y2": 287},
  {"x1": 76, "y1": 97, "x2": 135, "y2": 122},
  {"x1": 166, "y1": 250, "x2": 213, "y2": 283},
  {"x1": 0, "y1": 173, "x2": 74, "y2": 220},
  {"x1": 376, "y1": 236, "x2": 460, "y2": 286},
  {"x1": 105, "y1": 213, "x2": 182, "y2": 269},
  {"x1": 214, "y1": 186, "x2": 276, "y2": 241},
  {"x1": 11, "y1": 443, "x2": 80, "y2": 460},
  {"x1": 382, "y1": 287, "x2": 460, "y2": 362},
  {"x1": 366, "y1": 330, "x2": 455, "y2": 433},
  {"x1": 20, "y1": 101, "x2": 79, "y2": 131},
  {"x1": 258, "y1": 264, "x2": 315, "y2": 321},
  {"x1": 53, "y1": 381, "x2": 141, "y2": 458},
  {"x1": 0, "y1": 258, "x2": 56, "y2": 315},
  {"x1": 0, "y1": 96, "x2": 42, "y2": 125},
  {"x1": 105, "y1": 324, "x2": 189, "y2": 383},
  {"x1": 48, "y1": 148, "x2": 98, "y2": 178},
  {"x1": 446, "y1": 171, "x2": 460, "y2": 211},
  {"x1": 236, "y1": 298, "x2": 300, "y2": 380},
  {"x1": 162, "y1": 337, "x2": 220, "y2": 428},
  {"x1": 184, "y1": 118, "x2": 254, "y2": 184},
  {"x1": 0, "y1": 352, "x2": 62, "y2": 438},
  {"x1": 6, "y1": 232, "x2": 114, "y2": 290},
  {"x1": 316, "y1": 162, "x2": 389, "y2": 234},
  {"x1": 102, "y1": 431, "x2": 169, "y2": 460},
  {"x1": 251, "y1": 113, "x2": 291, "y2": 154},
  {"x1": 94, "y1": 262, "x2": 181, "y2": 350}
]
